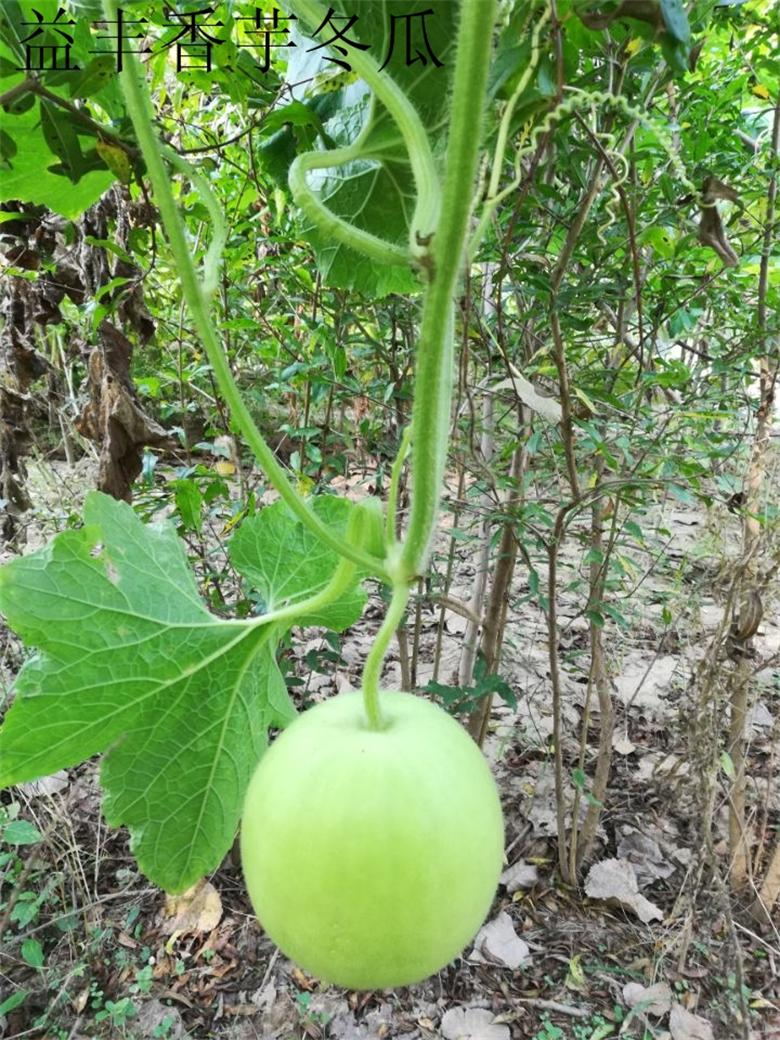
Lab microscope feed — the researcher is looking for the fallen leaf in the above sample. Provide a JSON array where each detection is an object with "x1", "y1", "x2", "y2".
[
  {"x1": 617, "y1": 830, "x2": 675, "y2": 886},
  {"x1": 623, "y1": 981, "x2": 673, "y2": 1017},
  {"x1": 669, "y1": 1003, "x2": 714, "y2": 1040},
  {"x1": 328, "y1": 1003, "x2": 393, "y2": 1040},
  {"x1": 71, "y1": 987, "x2": 90, "y2": 1014},
  {"x1": 612, "y1": 734, "x2": 637, "y2": 755},
  {"x1": 134, "y1": 998, "x2": 187, "y2": 1039},
  {"x1": 163, "y1": 879, "x2": 222, "y2": 935},
  {"x1": 258, "y1": 991, "x2": 299, "y2": 1038},
  {"x1": 584, "y1": 859, "x2": 664, "y2": 923},
  {"x1": 443, "y1": 609, "x2": 468, "y2": 636},
  {"x1": 565, "y1": 953, "x2": 589, "y2": 994},
  {"x1": 613, "y1": 655, "x2": 678, "y2": 713},
  {"x1": 308, "y1": 994, "x2": 350, "y2": 1025},
  {"x1": 290, "y1": 965, "x2": 317, "y2": 989},
  {"x1": 19, "y1": 770, "x2": 69, "y2": 797},
  {"x1": 635, "y1": 752, "x2": 688, "y2": 782},
  {"x1": 698, "y1": 185, "x2": 738, "y2": 267},
  {"x1": 470, "y1": 911, "x2": 530, "y2": 968},
  {"x1": 489, "y1": 371, "x2": 562, "y2": 423},
  {"x1": 440, "y1": 1007, "x2": 511, "y2": 1040},
  {"x1": 500, "y1": 861, "x2": 539, "y2": 893},
  {"x1": 676, "y1": 965, "x2": 709, "y2": 980},
  {"x1": 747, "y1": 701, "x2": 773, "y2": 733},
  {"x1": 527, "y1": 763, "x2": 562, "y2": 836}
]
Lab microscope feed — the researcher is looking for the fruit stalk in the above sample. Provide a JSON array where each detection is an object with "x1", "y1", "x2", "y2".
[{"x1": 362, "y1": 582, "x2": 410, "y2": 730}]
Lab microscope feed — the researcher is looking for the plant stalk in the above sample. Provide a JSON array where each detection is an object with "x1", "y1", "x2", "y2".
[
  {"x1": 362, "y1": 583, "x2": 410, "y2": 729},
  {"x1": 400, "y1": 0, "x2": 497, "y2": 581}
]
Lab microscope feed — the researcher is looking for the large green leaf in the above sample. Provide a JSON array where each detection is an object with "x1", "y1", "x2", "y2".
[
  {"x1": 0, "y1": 492, "x2": 364, "y2": 891},
  {"x1": 0, "y1": 2, "x2": 116, "y2": 213},
  {"x1": 0, "y1": 95, "x2": 114, "y2": 216}
]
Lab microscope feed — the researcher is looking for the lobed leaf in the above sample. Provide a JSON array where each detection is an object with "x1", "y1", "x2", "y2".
[{"x1": 0, "y1": 492, "x2": 364, "y2": 891}]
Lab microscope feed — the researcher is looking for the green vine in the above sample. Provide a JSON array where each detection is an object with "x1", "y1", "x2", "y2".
[
  {"x1": 288, "y1": 139, "x2": 410, "y2": 267},
  {"x1": 102, "y1": 0, "x2": 388, "y2": 582},
  {"x1": 161, "y1": 146, "x2": 227, "y2": 299},
  {"x1": 472, "y1": 84, "x2": 702, "y2": 257},
  {"x1": 105, "y1": 0, "x2": 499, "y2": 728},
  {"x1": 386, "y1": 425, "x2": 412, "y2": 546},
  {"x1": 399, "y1": 0, "x2": 498, "y2": 582},
  {"x1": 361, "y1": 582, "x2": 410, "y2": 730},
  {"x1": 285, "y1": 0, "x2": 441, "y2": 263}
]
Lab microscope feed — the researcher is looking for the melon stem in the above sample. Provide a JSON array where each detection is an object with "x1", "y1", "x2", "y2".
[{"x1": 362, "y1": 584, "x2": 410, "y2": 729}]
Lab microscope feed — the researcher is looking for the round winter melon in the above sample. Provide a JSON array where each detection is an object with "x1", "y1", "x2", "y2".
[{"x1": 241, "y1": 690, "x2": 504, "y2": 990}]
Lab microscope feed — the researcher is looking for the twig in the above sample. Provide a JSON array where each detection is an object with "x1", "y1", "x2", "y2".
[
  {"x1": 515, "y1": 998, "x2": 590, "y2": 1018},
  {"x1": 2, "y1": 76, "x2": 139, "y2": 156}
]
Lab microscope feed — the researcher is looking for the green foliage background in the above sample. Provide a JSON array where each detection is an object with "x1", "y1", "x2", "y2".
[{"x1": 0, "y1": 0, "x2": 778, "y2": 890}]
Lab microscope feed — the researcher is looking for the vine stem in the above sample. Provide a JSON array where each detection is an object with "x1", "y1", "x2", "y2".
[
  {"x1": 489, "y1": 87, "x2": 699, "y2": 227},
  {"x1": 358, "y1": 0, "x2": 497, "y2": 724},
  {"x1": 470, "y1": 5, "x2": 551, "y2": 255},
  {"x1": 161, "y1": 145, "x2": 227, "y2": 299},
  {"x1": 102, "y1": 0, "x2": 387, "y2": 581},
  {"x1": 282, "y1": 0, "x2": 499, "y2": 714},
  {"x1": 260, "y1": 499, "x2": 376, "y2": 631},
  {"x1": 285, "y1": 0, "x2": 440, "y2": 256},
  {"x1": 399, "y1": 0, "x2": 498, "y2": 581},
  {"x1": 289, "y1": 141, "x2": 409, "y2": 266}
]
